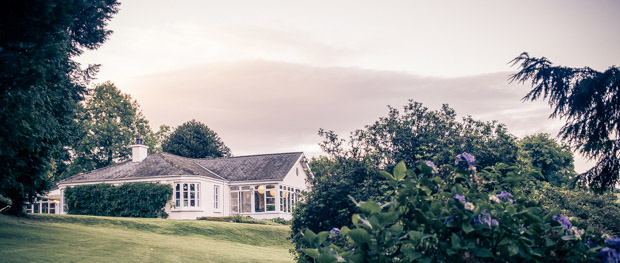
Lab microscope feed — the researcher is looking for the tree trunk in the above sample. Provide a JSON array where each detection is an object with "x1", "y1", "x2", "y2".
[{"x1": 5, "y1": 196, "x2": 26, "y2": 217}]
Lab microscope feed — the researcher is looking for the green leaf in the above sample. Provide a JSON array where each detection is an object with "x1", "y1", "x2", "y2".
[
  {"x1": 380, "y1": 170, "x2": 395, "y2": 181},
  {"x1": 462, "y1": 222, "x2": 475, "y2": 234},
  {"x1": 301, "y1": 248, "x2": 321, "y2": 260},
  {"x1": 474, "y1": 248, "x2": 494, "y2": 258},
  {"x1": 393, "y1": 161, "x2": 407, "y2": 181},
  {"x1": 451, "y1": 233, "x2": 461, "y2": 249},
  {"x1": 348, "y1": 229, "x2": 370, "y2": 246}
]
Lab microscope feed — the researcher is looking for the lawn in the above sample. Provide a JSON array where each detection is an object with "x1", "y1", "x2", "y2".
[{"x1": 0, "y1": 214, "x2": 294, "y2": 263}]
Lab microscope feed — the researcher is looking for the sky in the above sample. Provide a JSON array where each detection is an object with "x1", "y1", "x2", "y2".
[{"x1": 76, "y1": 0, "x2": 620, "y2": 173}]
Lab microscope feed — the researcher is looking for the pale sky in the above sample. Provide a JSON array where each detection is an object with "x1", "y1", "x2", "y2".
[{"x1": 76, "y1": 0, "x2": 620, "y2": 173}]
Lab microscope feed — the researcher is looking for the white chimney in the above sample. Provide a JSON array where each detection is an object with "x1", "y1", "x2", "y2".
[{"x1": 129, "y1": 137, "x2": 148, "y2": 163}]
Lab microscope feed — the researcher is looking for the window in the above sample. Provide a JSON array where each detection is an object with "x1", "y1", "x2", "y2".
[
  {"x1": 230, "y1": 186, "x2": 252, "y2": 213},
  {"x1": 26, "y1": 198, "x2": 56, "y2": 214},
  {"x1": 174, "y1": 183, "x2": 200, "y2": 209},
  {"x1": 278, "y1": 186, "x2": 304, "y2": 213},
  {"x1": 214, "y1": 185, "x2": 219, "y2": 209},
  {"x1": 254, "y1": 185, "x2": 276, "y2": 212}
]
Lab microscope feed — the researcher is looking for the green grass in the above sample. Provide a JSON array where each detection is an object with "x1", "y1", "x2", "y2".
[
  {"x1": 616, "y1": 193, "x2": 620, "y2": 204},
  {"x1": 0, "y1": 214, "x2": 294, "y2": 263}
]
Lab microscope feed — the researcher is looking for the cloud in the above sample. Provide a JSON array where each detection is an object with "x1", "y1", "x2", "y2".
[{"x1": 121, "y1": 60, "x2": 588, "y2": 171}]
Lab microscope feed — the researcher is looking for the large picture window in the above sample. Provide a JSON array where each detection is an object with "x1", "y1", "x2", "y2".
[{"x1": 174, "y1": 183, "x2": 200, "y2": 209}]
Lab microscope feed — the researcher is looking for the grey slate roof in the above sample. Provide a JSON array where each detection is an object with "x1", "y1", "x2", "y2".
[
  {"x1": 60, "y1": 152, "x2": 303, "y2": 184},
  {"x1": 196, "y1": 152, "x2": 303, "y2": 181}
]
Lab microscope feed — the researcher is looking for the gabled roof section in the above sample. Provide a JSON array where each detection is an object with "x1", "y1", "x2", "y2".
[
  {"x1": 60, "y1": 153, "x2": 220, "y2": 184},
  {"x1": 195, "y1": 152, "x2": 303, "y2": 181}
]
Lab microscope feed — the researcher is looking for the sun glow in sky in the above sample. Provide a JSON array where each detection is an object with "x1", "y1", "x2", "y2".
[{"x1": 76, "y1": 0, "x2": 620, "y2": 172}]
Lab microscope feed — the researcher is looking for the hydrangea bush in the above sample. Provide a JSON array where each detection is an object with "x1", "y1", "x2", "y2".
[{"x1": 298, "y1": 154, "x2": 619, "y2": 262}]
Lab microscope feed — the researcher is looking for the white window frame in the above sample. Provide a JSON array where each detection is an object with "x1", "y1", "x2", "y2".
[
  {"x1": 214, "y1": 185, "x2": 220, "y2": 210},
  {"x1": 26, "y1": 198, "x2": 56, "y2": 214},
  {"x1": 173, "y1": 182, "x2": 200, "y2": 210}
]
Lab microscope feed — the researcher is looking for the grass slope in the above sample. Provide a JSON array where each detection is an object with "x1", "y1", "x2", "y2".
[{"x1": 0, "y1": 214, "x2": 293, "y2": 263}]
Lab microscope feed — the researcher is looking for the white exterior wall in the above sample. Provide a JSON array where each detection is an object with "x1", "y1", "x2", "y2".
[{"x1": 58, "y1": 175, "x2": 228, "y2": 220}]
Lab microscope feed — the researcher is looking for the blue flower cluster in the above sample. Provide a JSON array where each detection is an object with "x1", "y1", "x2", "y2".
[
  {"x1": 552, "y1": 214, "x2": 572, "y2": 230},
  {"x1": 474, "y1": 210, "x2": 498, "y2": 228},
  {"x1": 425, "y1": 161, "x2": 438, "y2": 173},
  {"x1": 455, "y1": 152, "x2": 475, "y2": 169},
  {"x1": 496, "y1": 191, "x2": 514, "y2": 204},
  {"x1": 599, "y1": 247, "x2": 619, "y2": 263},
  {"x1": 330, "y1": 228, "x2": 340, "y2": 235},
  {"x1": 454, "y1": 194, "x2": 466, "y2": 203}
]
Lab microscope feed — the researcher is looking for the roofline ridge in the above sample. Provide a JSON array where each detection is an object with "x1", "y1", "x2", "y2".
[
  {"x1": 204, "y1": 151, "x2": 303, "y2": 160},
  {"x1": 59, "y1": 158, "x2": 136, "y2": 183},
  {"x1": 193, "y1": 161, "x2": 228, "y2": 181}
]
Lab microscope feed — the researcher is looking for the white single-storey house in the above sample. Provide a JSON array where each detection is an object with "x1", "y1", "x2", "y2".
[{"x1": 28, "y1": 141, "x2": 312, "y2": 220}]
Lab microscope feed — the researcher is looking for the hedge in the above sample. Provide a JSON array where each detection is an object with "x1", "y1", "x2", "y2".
[{"x1": 64, "y1": 182, "x2": 172, "y2": 218}]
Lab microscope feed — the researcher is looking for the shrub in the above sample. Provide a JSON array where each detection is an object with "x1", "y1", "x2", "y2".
[
  {"x1": 64, "y1": 182, "x2": 172, "y2": 218},
  {"x1": 298, "y1": 159, "x2": 618, "y2": 262}
]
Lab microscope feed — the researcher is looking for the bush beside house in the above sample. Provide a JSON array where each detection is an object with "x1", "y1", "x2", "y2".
[{"x1": 64, "y1": 183, "x2": 172, "y2": 218}]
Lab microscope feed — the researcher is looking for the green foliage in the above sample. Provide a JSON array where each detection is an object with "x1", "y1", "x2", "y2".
[
  {"x1": 63, "y1": 82, "x2": 160, "y2": 179},
  {"x1": 299, "y1": 162, "x2": 610, "y2": 263},
  {"x1": 510, "y1": 53, "x2": 620, "y2": 191},
  {"x1": 0, "y1": 0, "x2": 120, "y2": 216},
  {"x1": 291, "y1": 156, "x2": 387, "y2": 256},
  {"x1": 292, "y1": 101, "x2": 519, "y2": 256},
  {"x1": 517, "y1": 133, "x2": 576, "y2": 187},
  {"x1": 320, "y1": 101, "x2": 519, "y2": 170},
  {"x1": 527, "y1": 182, "x2": 620, "y2": 237},
  {"x1": 64, "y1": 183, "x2": 172, "y2": 218},
  {"x1": 162, "y1": 119, "x2": 231, "y2": 158}
]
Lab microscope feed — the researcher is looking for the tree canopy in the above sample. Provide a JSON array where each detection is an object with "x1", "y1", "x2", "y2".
[
  {"x1": 64, "y1": 82, "x2": 159, "y2": 179},
  {"x1": 510, "y1": 52, "x2": 620, "y2": 191},
  {"x1": 162, "y1": 120, "x2": 231, "y2": 158},
  {"x1": 0, "y1": 0, "x2": 119, "y2": 216},
  {"x1": 517, "y1": 133, "x2": 576, "y2": 187}
]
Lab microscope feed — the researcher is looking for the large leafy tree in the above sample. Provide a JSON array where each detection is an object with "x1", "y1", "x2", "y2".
[
  {"x1": 162, "y1": 120, "x2": 231, "y2": 158},
  {"x1": 510, "y1": 52, "x2": 620, "y2": 191},
  {"x1": 0, "y1": 0, "x2": 119, "y2": 216},
  {"x1": 517, "y1": 133, "x2": 576, "y2": 187},
  {"x1": 65, "y1": 82, "x2": 158, "y2": 178}
]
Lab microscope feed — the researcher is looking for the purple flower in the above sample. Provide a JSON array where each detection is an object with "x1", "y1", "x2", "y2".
[
  {"x1": 496, "y1": 191, "x2": 514, "y2": 204},
  {"x1": 454, "y1": 194, "x2": 466, "y2": 203},
  {"x1": 425, "y1": 161, "x2": 438, "y2": 173},
  {"x1": 599, "y1": 247, "x2": 620, "y2": 263},
  {"x1": 474, "y1": 210, "x2": 499, "y2": 228},
  {"x1": 586, "y1": 238, "x2": 596, "y2": 247},
  {"x1": 606, "y1": 237, "x2": 620, "y2": 249},
  {"x1": 552, "y1": 215, "x2": 572, "y2": 230},
  {"x1": 455, "y1": 152, "x2": 475, "y2": 169},
  {"x1": 330, "y1": 228, "x2": 340, "y2": 235}
]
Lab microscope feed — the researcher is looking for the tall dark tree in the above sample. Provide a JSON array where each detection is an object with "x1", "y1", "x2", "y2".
[
  {"x1": 162, "y1": 120, "x2": 231, "y2": 158},
  {"x1": 510, "y1": 52, "x2": 620, "y2": 191},
  {"x1": 0, "y1": 1, "x2": 119, "y2": 216},
  {"x1": 66, "y1": 82, "x2": 158, "y2": 178}
]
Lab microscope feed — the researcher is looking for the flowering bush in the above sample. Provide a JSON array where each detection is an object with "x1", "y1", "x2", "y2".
[{"x1": 298, "y1": 155, "x2": 619, "y2": 262}]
